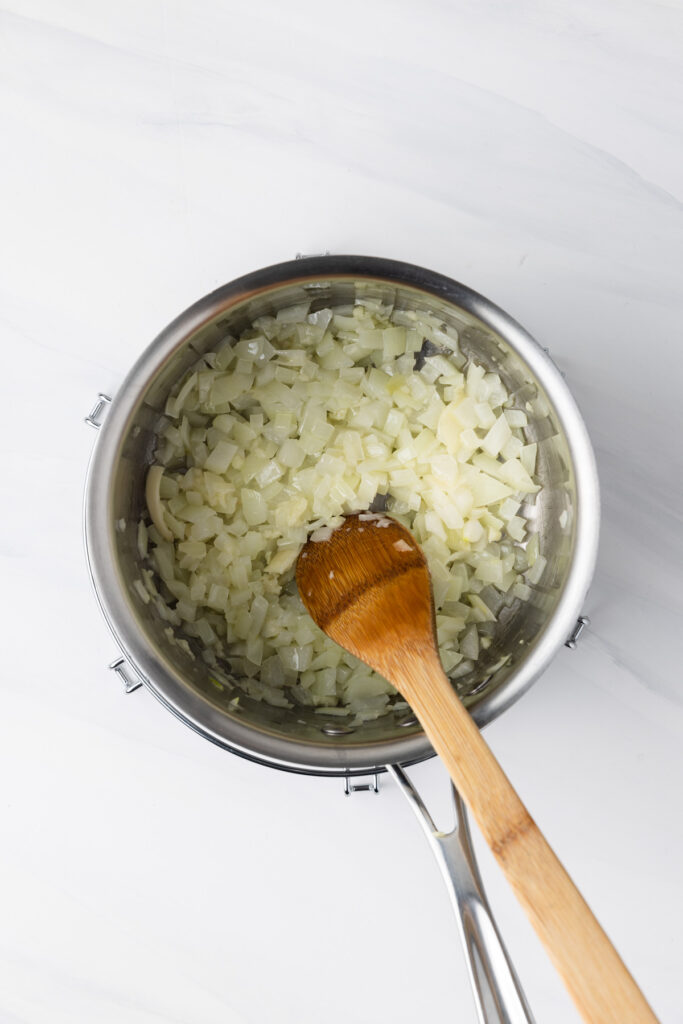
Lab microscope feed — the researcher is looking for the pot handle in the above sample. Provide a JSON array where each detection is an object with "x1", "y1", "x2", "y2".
[{"x1": 386, "y1": 764, "x2": 535, "y2": 1024}]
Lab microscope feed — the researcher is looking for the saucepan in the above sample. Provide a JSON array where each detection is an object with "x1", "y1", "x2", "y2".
[{"x1": 83, "y1": 256, "x2": 599, "y2": 1024}]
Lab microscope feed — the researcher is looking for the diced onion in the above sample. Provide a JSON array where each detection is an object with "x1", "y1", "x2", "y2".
[{"x1": 139, "y1": 301, "x2": 543, "y2": 716}]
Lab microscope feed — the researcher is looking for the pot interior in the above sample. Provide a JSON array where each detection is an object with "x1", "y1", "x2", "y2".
[{"x1": 101, "y1": 270, "x2": 580, "y2": 771}]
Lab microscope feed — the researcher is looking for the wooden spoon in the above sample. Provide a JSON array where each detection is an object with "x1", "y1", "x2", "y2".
[{"x1": 296, "y1": 513, "x2": 658, "y2": 1024}]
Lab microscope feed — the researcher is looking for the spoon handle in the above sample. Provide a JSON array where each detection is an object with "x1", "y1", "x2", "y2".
[{"x1": 398, "y1": 650, "x2": 659, "y2": 1024}]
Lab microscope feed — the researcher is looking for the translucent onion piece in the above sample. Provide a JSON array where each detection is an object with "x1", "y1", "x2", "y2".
[{"x1": 145, "y1": 466, "x2": 173, "y2": 541}]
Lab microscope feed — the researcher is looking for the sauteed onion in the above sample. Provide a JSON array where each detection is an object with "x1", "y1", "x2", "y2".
[{"x1": 138, "y1": 299, "x2": 541, "y2": 721}]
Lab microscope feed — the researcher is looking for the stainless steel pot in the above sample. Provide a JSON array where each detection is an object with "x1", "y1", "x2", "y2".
[
  {"x1": 84, "y1": 255, "x2": 599, "y2": 773},
  {"x1": 84, "y1": 255, "x2": 599, "y2": 1024}
]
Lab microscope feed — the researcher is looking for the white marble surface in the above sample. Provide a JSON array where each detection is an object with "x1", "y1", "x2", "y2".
[{"x1": 1, "y1": 1, "x2": 682, "y2": 1021}]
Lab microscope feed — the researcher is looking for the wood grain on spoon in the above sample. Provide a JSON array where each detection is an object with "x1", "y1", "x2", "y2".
[{"x1": 296, "y1": 513, "x2": 659, "y2": 1024}]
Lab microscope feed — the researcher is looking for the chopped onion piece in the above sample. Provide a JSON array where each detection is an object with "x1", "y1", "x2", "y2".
[
  {"x1": 145, "y1": 466, "x2": 173, "y2": 541},
  {"x1": 481, "y1": 414, "x2": 511, "y2": 457},
  {"x1": 505, "y1": 409, "x2": 528, "y2": 428},
  {"x1": 525, "y1": 553, "x2": 547, "y2": 586},
  {"x1": 460, "y1": 624, "x2": 480, "y2": 660}
]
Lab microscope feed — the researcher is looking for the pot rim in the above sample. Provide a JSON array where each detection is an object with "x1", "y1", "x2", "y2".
[{"x1": 84, "y1": 255, "x2": 600, "y2": 775}]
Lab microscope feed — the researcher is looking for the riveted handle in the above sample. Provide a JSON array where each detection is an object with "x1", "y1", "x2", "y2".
[
  {"x1": 109, "y1": 656, "x2": 143, "y2": 693},
  {"x1": 84, "y1": 393, "x2": 111, "y2": 429}
]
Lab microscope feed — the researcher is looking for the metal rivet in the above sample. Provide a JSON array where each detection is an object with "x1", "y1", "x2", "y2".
[
  {"x1": 397, "y1": 713, "x2": 418, "y2": 728},
  {"x1": 468, "y1": 675, "x2": 492, "y2": 696},
  {"x1": 321, "y1": 723, "x2": 356, "y2": 736}
]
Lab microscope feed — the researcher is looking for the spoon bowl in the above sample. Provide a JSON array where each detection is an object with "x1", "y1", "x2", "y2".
[{"x1": 297, "y1": 513, "x2": 436, "y2": 679}]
